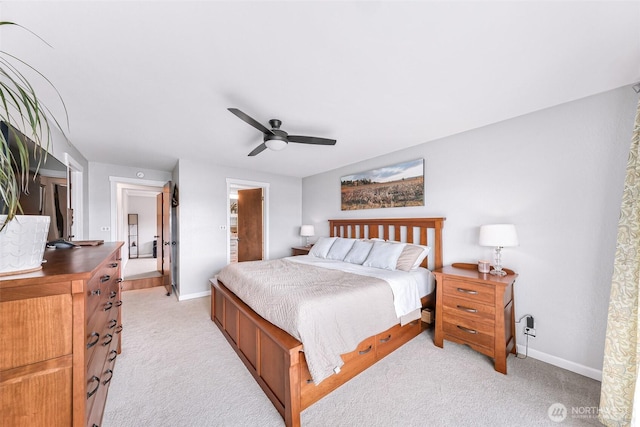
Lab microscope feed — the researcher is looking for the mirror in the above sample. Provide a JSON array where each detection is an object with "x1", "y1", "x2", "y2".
[{"x1": 1, "y1": 122, "x2": 71, "y2": 240}]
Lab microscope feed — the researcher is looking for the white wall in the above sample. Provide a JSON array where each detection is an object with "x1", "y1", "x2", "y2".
[
  {"x1": 302, "y1": 86, "x2": 638, "y2": 379},
  {"x1": 175, "y1": 158, "x2": 302, "y2": 300},
  {"x1": 87, "y1": 162, "x2": 172, "y2": 241}
]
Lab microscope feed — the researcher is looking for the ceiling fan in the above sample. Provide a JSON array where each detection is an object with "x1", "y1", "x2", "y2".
[{"x1": 228, "y1": 108, "x2": 337, "y2": 156}]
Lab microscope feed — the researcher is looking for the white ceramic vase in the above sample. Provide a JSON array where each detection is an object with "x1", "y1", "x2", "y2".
[{"x1": 0, "y1": 215, "x2": 51, "y2": 276}]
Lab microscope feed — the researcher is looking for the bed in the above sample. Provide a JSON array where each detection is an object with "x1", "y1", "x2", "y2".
[{"x1": 210, "y1": 217, "x2": 445, "y2": 427}]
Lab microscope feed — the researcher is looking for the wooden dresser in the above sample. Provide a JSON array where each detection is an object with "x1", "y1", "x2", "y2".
[
  {"x1": 433, "y1": 263, "x2": 517, "y2": 374},
  {"x1": 0, "y1": 242, "x2": 124, "y2": 427}
]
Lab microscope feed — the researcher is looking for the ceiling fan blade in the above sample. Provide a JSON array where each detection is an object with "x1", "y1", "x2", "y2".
[
  {"x1": 288, "y1": 135, "x2": 337, "y2": 145},
  {"x1": 248, "y1": 142, "x2": 267, "y2": 157},
  {"x1": 228, "y1": 108, "x2": 275, "y2": 135}
]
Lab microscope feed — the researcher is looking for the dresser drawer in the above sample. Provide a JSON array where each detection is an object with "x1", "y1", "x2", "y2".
[
  {"x1": 442, "y1": 295, "x2": 495, "y2": 323},
  {"x1": 442, "y1": 278, "x2": 494, "y2": 304}
]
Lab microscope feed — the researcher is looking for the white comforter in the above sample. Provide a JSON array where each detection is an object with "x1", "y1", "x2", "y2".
[
  {"x1": 216, "y1": 257, "x2": 432, "y2": 384},
  {"x1": 288, "y1": 255, "x2": 433, "y2": 318}
]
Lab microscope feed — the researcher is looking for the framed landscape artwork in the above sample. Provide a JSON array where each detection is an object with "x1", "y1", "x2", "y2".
[{"x1": 340, "y1": 158, "x2": 425, "y2": 210}]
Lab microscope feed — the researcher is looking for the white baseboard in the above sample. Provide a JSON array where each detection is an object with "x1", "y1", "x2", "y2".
[
  {"x1": 517, "y1": 344, "x2": 602, "y2": 381},
  {"x1": 177, "y1": 289, "x2": 211, "y2": 301}
]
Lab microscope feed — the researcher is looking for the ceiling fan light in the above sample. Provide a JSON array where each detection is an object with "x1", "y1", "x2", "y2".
[{"x1": 265, "y1": 138, "x2": 287, "y2": 151}]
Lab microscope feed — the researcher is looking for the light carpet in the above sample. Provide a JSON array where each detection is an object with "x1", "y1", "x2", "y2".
[{"x1": 102, "y1": 286, "x2": 602, "y2": 426}]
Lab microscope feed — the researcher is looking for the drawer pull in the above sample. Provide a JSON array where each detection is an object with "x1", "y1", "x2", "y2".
[
  {"x1": 457, "y1": 325, "x2": 478, "y2": 334},
  {"x1": 117, "y1": 278, "x2": 123, "y2": 283},
  {"x1": 358, "y1": 345, "x2": 373, "y2": 355},
  {"x1": 115, "y1": 300, "x2": 123, "y2": 307},
  {"x1": 457, "y1": 287, "x2": 478, "y2": 295},
  {"x1": 306, "y1": 379, "x2": 314, "y2": 384},
  {"x1": 379, "y1": 334, "x2": 392, "y2": 343},
  {"x1": 102, "y1": 369, "x2": 114, "y2": 385},
  {"x1": 102, "y1": 333, "x2": 113, "y2": 346},
  {"x1": 103, "y1": 301, "x2": 113, "y2": 311},
  {"x1": 115, "y1": 325, "x2": 123, "y2": 334},
  {"x1": 100, "y1": 275, "x2": 111, "y2": 283},
  {"x1": 456, "y1": 305, "x2": 478, "y2": 313},
  {"x1": 109, "y1": 290, "x2": 117, "y2": 299},
  {"x1": 107, "y1": 319, "x2": 117, "y2": 329},
  {"x1": 109, "y1": 262, "x2": 119, "y2": 268},
  {"x1": 87, "y1": 376, "x2": 100, "y2": 399},
  {"x1": 108, "y1": 350, "x2": 118, "y2": 362},
  {"x1": 90, "y1": 289, "x2": 101, "y2": 296},
  {"x1": 87, "y1": 332, "x2": 100, "y2": 349}
]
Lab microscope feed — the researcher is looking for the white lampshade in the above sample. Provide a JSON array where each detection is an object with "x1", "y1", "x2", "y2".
[
  {"x1": 479, "y1": 224, "x2": 519, "y2": 247},
  {"x1": 300, "y1": 225, "x2": 315, "y2": 237},
  {"x1": 265, "y1": 138, "x2": 287, "y2": 151}
]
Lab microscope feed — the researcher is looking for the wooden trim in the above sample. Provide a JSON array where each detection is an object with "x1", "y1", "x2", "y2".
[{"x1": 211, "y1": 217, "x2": 445, "y2": 427}]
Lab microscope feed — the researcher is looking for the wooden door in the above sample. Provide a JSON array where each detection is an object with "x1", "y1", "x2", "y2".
[{"x1": 237, "y1": 188, "x2": 263, "y2": 262}]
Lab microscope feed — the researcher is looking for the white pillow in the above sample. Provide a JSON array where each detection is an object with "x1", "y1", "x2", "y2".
[
  {"x1": 326, "y1": 238, "x2": 356, "y2": 261},
  {"x1": 308, "y1": 237, "x2": 337, "y2": 258},
  {"x1": 343, "y1": 240, "x2": 374, "y2": 264},
  {"x1": 395, "y1": 244, "x2": 431, "y2": 271},
  {"x1": 362, "y1": 241, "x2": 406, "y2": 270}
]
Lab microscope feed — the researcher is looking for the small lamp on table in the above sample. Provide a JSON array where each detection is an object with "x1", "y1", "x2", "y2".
[
  {"x1": 479, "y1": 224, "x2": 519, "y2": 276},
  {"x1": 300, "y1": 225, "x2": 315, "y2": 247}
]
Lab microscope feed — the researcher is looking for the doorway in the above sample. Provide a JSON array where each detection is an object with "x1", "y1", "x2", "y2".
[
  {"x1": 111, "y1": 177, "x2": 172, "y2": 294},
  {"x1": 227, "y1": 179, "x2": 269, "y2": 263}
]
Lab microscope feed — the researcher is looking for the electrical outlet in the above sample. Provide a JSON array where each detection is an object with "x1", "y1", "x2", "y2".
[
  {"x1": 525, "y1": 327, "x2": 536, "y2": 337},
  {"x1": 100, "y1": 226, "x2": 110, "y2": 232}
]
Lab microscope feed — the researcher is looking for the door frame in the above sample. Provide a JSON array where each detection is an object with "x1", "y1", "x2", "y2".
[
  {"x1": 226, "y1": 178, "x2": 270, "y2": 263},
  {"x1": 109, "y1": 176, "x2": 166, "y2": 265},
  {"x1": 64, "y1": 153, "x2": 83, "y2": 240}
]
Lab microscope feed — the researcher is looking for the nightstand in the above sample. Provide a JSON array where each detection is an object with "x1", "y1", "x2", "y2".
[
  {"x1": 291, "y1": 245, "x2": 312, "y2": 256},
  {"x1": 433, "y1": 263, "x2": 517, "y2": 374}
]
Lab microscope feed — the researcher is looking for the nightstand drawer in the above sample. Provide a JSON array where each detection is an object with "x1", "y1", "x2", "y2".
[
  {"x1": 442, "y1": 317, "x2": 494, "y2": 351},
  {"x1": 442, "y1": 295, "x2": 495, "y2": 323},
  {"x1": 442, "y1": 279, "x2": 494, "y2": 304}
]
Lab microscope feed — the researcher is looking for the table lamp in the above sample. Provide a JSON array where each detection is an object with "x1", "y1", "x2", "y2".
[
  {"x1": 479, "y1": 224, "x2": 518, "y2": 276},
  {"x1": 300, "y1": 225, "x2": 315, "y2": 247}
]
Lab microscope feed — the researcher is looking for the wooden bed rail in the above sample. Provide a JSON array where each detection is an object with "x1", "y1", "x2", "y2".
[{"x1": 329, "y1": 217, "x2": 445, "y2": 270}]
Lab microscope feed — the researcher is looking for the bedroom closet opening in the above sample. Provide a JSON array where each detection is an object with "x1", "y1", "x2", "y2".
[{"x1": 227, "y1": 179, "x2": 269, "y2": 263}]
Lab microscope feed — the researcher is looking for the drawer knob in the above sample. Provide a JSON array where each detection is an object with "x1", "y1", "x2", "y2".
[
  {"x1": 456, "y1": 305, "x2": 478, "y2": 313},
  {"x1": 109, "y1": 262, "x2": 118, "y2": 268},
  {"x1": 108, "y1": 350, "x2": 118, "y2": 362},
  {"x1": 456, "y1": 287, "x2": 478, "y2": 295},
  {"x1": 457, "y1": 325, "x2": 478, "y2": 334},
  {"x1": 103, "y1": 301, "x2": 113, "y2": 311},
  {"x1": 379, "y1": 334, "x2": 392, "y2": 343},
  {"x1": 115, "y1": 325, "x2": 123, "y2": 334},
  {"x1": 107, "y1": 319, "x2": 117, "y2": 329},
  {"x1": 100, "y1": 275, "x2": 111, "y2": 283},
  {"x1": 87, "y1": 332, "x2": 100, "y2": 349},
  {"x1": 108, "y1": 290, "x2": 117, "y2": 299},
  {"x1": 87, "y1": 376, "x2": 100, "y2": 399},
  {"x1": 358, "y1": 345, "x2": 373, "y2": 355},
  {"x1": 115, "y1": 300, "x2": 123, "y2": 307},
  {"x1": 90, "y1": 289, "x2": 101, "y2": 296}
]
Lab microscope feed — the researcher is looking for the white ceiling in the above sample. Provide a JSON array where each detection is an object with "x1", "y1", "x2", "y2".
[{"x1": 2, "y1": 1, "x2": 639, "y2": 178}]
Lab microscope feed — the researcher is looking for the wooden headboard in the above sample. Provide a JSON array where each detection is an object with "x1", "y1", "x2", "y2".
[{"x1": 328, "y1": 217, "x2": 445, "y2": 270}]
